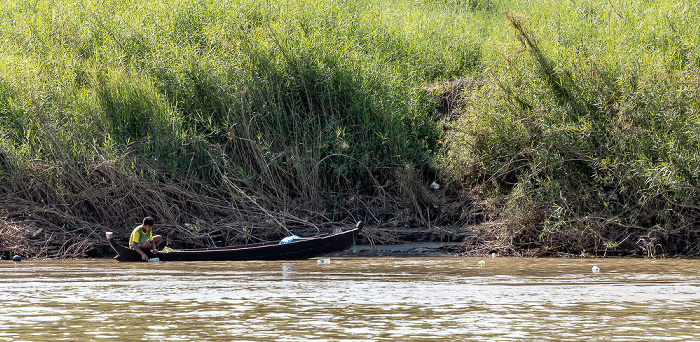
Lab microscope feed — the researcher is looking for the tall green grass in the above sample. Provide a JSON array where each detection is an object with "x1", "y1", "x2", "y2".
[
  {"x1": 443, "y1": 0, "x2": 700, "y2": 255},
  {"x1": 0, "y1": 0, "x2": 491, "y2": 256},
  {"x1": 2, "y1": 0, "x2": 698, "y2": 257}
]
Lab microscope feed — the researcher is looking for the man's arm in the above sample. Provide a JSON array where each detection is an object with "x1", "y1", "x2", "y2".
[
  {"x1": 150, "y1": 240, "x2": 158, "y2": 254},
  {"x1": 133, "y1": 242, "x2": 148, "y2": 261}
]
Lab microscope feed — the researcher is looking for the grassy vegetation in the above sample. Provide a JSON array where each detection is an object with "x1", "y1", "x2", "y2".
[
  {"x1": 0, "y1": 0, "x2": 489, "y2": 257},
  {"x1": 442, "y1": 1, "x2": 700, "y2": 256},
  {"x1": 0, "y1": 0, "x2": 698, "y2": 258}
]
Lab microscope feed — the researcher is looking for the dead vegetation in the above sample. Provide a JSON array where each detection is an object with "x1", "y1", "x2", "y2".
[{"x1": 0, "y1": 149, "x2": 478, "y2": 259}]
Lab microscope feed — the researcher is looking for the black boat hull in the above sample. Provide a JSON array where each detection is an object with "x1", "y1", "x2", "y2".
[{"x1": 108, "y1": 224, "x2": 363, "y2": 262}]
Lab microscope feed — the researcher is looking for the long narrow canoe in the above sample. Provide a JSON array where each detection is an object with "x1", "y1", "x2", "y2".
[{"x1": 107, "y1": 222, "x2": 364, "y2": 262}]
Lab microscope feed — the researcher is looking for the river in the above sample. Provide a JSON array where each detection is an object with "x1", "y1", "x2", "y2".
[{"x1": 0, "y1": 257, "x2": 699, "y2": 341}]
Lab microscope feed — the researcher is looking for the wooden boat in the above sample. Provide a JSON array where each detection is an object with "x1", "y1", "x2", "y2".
[{"x1": 106, "y1": 222, "x2": 364, "y2": 262}]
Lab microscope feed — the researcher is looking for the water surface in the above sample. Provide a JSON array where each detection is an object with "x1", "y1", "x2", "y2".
[{"x1": 1, "y1": 257, "x2": 699, "y2": 341}]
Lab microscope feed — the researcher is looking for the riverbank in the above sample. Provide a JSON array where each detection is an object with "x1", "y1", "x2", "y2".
[
  {"x1": 332, "y1": 242, "x2": 462, "y2": 258},
  {"x1": 1, "y1": 0, "x2": 699, "y2": 259}
]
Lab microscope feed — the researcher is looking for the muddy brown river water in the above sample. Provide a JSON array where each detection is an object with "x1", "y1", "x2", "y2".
[{"x1": 0, "y1": 257, "x2": 699, "y2": 341}]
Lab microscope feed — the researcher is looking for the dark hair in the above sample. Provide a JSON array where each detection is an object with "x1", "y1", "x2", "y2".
[{"x1": 143, "y1": 216, "x2": 154, "y2": 226}]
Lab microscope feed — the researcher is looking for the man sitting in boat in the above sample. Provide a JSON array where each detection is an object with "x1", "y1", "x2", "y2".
[{"x1": 129, "y1": 216, "x2": 163, "y2": 261}]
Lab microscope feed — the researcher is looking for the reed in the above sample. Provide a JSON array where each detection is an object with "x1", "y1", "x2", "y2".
[
  {"x1": 443, "y1": 1, "x2": 700, "y2": 256},
  {"x1": 0, "y1": 0, "x2": 486, "y2": 257},
  {"x1": 2, "y1": 0, "x2": 699, "y2": 258}
]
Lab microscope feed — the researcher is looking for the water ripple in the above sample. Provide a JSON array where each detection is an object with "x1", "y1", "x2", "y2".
[{"x1": 0, "y1": 258, "x2": 699, "y2": 341}]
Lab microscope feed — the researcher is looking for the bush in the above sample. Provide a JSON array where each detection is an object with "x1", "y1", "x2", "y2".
[{"x1": 443, "y1": 2, "x2": 700, "y2": 256}]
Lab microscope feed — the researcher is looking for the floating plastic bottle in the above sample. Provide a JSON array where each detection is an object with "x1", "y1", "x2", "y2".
[
  {"x1": 148, "y1": 257, "x2": 160, "y2": 263},
  {"x1": 591, "y1": 265, "x2": 600, "y2": 273},
  {"x1": 316, "y1": 258, "x2": 331, "y2": 264},
  {"x1": 477, "y1": 260, "x2": 485, "y2": 267}
]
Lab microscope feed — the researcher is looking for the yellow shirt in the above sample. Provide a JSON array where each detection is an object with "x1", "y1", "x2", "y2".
[{"x1": 129, "y1": 225, "x2": 153, "y2": 249}]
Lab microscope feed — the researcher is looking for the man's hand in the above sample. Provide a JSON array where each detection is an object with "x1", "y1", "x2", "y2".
[
  {"x1": 140, "y1": 253, "x2": 148, "y2": 261},
  {"x1": 152, "y1": 248, "x2": 158, "y2": 255}
]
